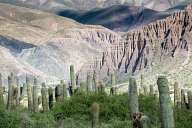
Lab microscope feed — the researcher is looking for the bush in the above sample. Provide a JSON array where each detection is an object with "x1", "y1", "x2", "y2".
[
  {"x1": 53, "y1": 93, "x2": 129, "y2": 122},
  {"x1": 0, "y1": 106, "x2": 21, "y2": 128},
  {"x1": 175, "y1": 109, "x2": 192, "y2": 128}
]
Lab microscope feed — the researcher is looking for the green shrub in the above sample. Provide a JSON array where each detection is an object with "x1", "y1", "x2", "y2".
[
  {"x1": 175, "y1": 109, "x2": 192, "y2": 128},
  {"x1": 53, "y1": 93, "x2": 129, "y2": 122},
  {"x1": 0, "y1": 106, "x2": 21, "y2": 128}
]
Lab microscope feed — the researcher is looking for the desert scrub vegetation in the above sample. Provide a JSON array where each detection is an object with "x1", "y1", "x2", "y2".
[
  {"x1": 1, "y1": 70, "x2": 192, "y2": 128},
  {"x1": 1, "y1": 93, "x2": 192, "y2": 128}
]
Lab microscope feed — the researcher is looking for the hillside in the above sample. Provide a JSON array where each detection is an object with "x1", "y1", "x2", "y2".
[
  {"x1": 0, "y1": 3, "x2": 121, "y2": 83},
  {"x1": 0, "y1": 0, "x2": 192, "y2": 11},
  {"x1": 58, "y1": 5, "x2": 170, "y2": 31},
  {"x1": 1, "y1": 3, "x2": 192, "y2": 86}
]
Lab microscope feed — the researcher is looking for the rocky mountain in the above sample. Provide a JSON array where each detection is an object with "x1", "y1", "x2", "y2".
[
  {"x1": 1, "y1": 2, "x2": 192, "y2": 86},
  {"x1": 117, "y1": 4, "x2": 192, "y2": 85},
  {"x1": 0, "y1": 3, "x2": 121, "y2": 84},
  {"x1": 0, "y1": 0, "x2": 192, "y2": 12},
  {"x1": 58, "y1": 5, "x2": 170, "y2": 31}
]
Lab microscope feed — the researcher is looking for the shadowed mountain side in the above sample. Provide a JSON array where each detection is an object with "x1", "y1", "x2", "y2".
[
  {"x1": 0, "y1": 0, "x2": 192, "y2": 12},
  {"x1": 58, "y1": 5, "x2": 171, "y2": 31},
  {"x1": 0, "y1": 36, "x2": 35, "y2": 53}
]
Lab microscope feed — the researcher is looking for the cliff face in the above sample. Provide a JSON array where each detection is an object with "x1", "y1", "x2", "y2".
[{"x1": 106, "y1": 4, "x2": 192, "y2": 84}]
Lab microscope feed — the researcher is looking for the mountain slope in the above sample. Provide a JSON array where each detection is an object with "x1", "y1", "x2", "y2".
[
  {"x1": 58, "y1": 5, "x2": 170, "y2": 31},
  {"x1": 1, "y1": 3, "x2": 192, "y2": 86},
  {"x1": 0, "y1": 3, "x2": 122, "y2": 83},
  {"x1": 0, "y1": 0, "x2": 192, "y2": 12},
  {"x1": 114, "y1": 4, "x2": 192, "y2": 85}
]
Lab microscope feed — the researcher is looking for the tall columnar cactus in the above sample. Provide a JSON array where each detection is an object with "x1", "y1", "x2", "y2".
[
  {"x1": 174, "y1": 82, "x2": 181, "y2": 108},
  {"x1": 22, "y1": 83, "x2": 27, "y2": 97},
  {"x1": 149, "y1": 84, "x2": 154, "y2": 96},
  {"x1": 48, "y1": 87, "x2": 54, "y2": 109},
  {"x1": 80, "y1": 82, "x2": 86, "y2": 92},
  {"x1": 55, "y1": 83, "x2": 63, "y2": 102},
  {"x1": 33, "y1": 78, "x2": 39, "y2": 113},
  {"x1": 140, "y1": 74, "x2": 147, "y2": 95},
  {"x1": 111, "y1": 72, "x2": 116, "y2": 86},
  {"x1": 87, "y1": 73, "x2": 92, "y2": 92},
  {"x1": 7, "y1": 75, "x2": 14, "y2": 110},
  {"x1": 181, "y1": 89, "x2": 186, "y2": 109},
  {"x1": 90, "y1": 102, "x2": 100, "y2": 128},
  {"x1": 98, "y1": 81, "x2": 105, "y2": 93},
  {"x1": 16, "y1": 77, "x2": 20, "y2": 106},
  {"x1": 93, "y1": 71, "x2": 98, "y2": 93},
  {"x1": 128, "y1": 77, "x2": 139, "y2": 117},
  {"x1": 26, "y1": 76, "x2": 33, "y2": 112},
  {"x1": 70, "y1": 65, "x2": 76, "y2": 94},
  {"x1": 61, "y1": 80, "x2": 67, "y2": 100},
  {"x1": 0, "y1": 73, "x2": 4, "y2": 106},
  {"x1": 41, "y1": 83, "x2": 49, "y2": 112},
  {"x1": 187, "y1": 90, "x2": 192, "y2": 110},
  {"x1": 157, "y1": 76, "x2": 175, "y2": 128},
  {"x1": 140, "y1": 74, "x2": 144, "y2": 90}
]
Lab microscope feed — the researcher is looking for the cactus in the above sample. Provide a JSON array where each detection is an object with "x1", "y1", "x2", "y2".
[
  {"x1": 140, "y1": 115, "x2": 150, "y2": 128},
  {"x1": 48, "y1": 87, "x2": 54, "y2": 109},
  {"x1": 16, "y1": 77, "x2": 20, "y2": 106},
  {"x1": 87, "y1": 73, "x2": 92, "y2": 92},
  {"x1": 38, "y1": 96, "x2": 42, "y2": 105},
  {"x1": 33, "y1": 78, "x2": 39, "y2": 112},
  {"x1": 128, "y1": 77, "x2": 139, "y2": 117},
  {"x1": 41, "y1": 83, "x2": 49, "y2": 112},
  {"x1": 187, "y1": 90, "x2": 192, "y2": 110},
  {"x1": 7, "y1": 74, "x2": 14, "y2": 110},
  {"x1": 70, "y1": 65, "x2": 76, "y2": 94},
  {"x1": 52, "y1": 87, "x2": 56, "y2": 105},
  {"x1": 149, "y1": 84, "x2": 154, "y2": 96},
  {"x1": 80, "y1": 82, "x2": 86, "y2": 92},
  {"x1": 93, "y1": 71, "x2": 98, "y2": 93},
  {"x1": 98, "y1": 81, "x2": 105, "y2": 93},
  {"x1": 55, "y1": 82, "x2": 63, "y2": 102},
  {"x1": 140, "y1": 74, "x2": 147, "y2": 95},
  {"x1": 22, "y1": 83, "x2": 27, "y2": 97},
  {"x1": 157, "y1": 76, "x2": 175, "y2": 128},
  {"x1": 26, "y1": 76, "x2": 33, "y2": 112},
  {"x1": 181, "y1": 89, "x2": 186, "y2": 109},
  {"x1": 111, "y1": 72, "x2": 116, "y2": 86},
  {"x1": 61, "y1": 80, "x2": 67, "y2": 100},
  {"x1": 90, "y1": 102, "x2": 100, "y2": 128},
  {"x1": 174, "y1": 82, "x2": 181, "y2": 108},
  {"x1": 0, "y1": 73, "x2": 4, "y2": 106},
  {"x1": 140, "y1": 74, "x2": 144, "y2": 93},
  {"x1": 110, "y1": 87, "x2": 117, "y2": 95}
]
